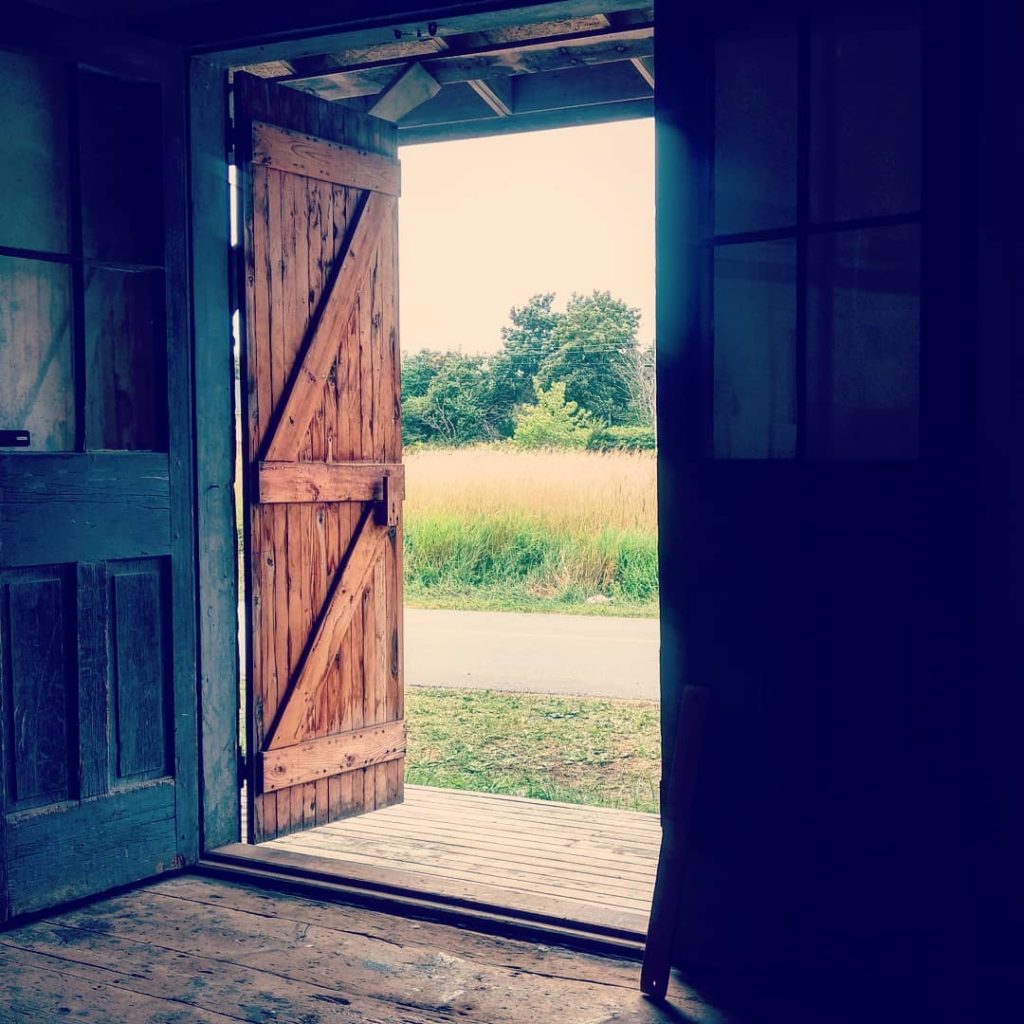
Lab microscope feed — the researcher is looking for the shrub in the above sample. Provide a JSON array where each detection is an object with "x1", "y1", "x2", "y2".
[
  {"x1": 512, "y1": 380, "x2": 595, "y2": 450},
  {"x1": 587, "y1": 424, "x2": 656, "y2": 452}
]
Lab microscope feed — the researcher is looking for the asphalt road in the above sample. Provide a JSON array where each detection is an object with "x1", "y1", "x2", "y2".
[{"x1": 404, "y1": 607, "x2": 659, "y2": 700}]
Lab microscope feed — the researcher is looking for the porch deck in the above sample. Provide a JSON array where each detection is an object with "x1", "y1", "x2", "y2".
[
  {"x1": 260, "y1": 785, "x2": 660, "y2": 934},
  {"x1": 0, "y1": 873, "x2": 710, "y2": 1023}
]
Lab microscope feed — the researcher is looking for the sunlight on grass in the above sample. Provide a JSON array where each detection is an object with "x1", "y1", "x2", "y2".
[
  {"x1": 404, "y1": 447, "x2": 658, "y2": 614},
  {"x1": 406, "y1": 687, "x2": 661, "y2": 814}
]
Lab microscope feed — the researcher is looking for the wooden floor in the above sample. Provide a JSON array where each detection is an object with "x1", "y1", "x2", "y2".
[
  {"x1": 262, "y1": 785, "x2": 659, "y2": 931},
  {"x1": 0, "y1": 874, "x2": 718, "y2": 1024}
]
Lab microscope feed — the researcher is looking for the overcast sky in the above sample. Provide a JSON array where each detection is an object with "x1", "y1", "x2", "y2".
[{"x1": 397, "y1": 118, "x2": 655, "y2": 356}]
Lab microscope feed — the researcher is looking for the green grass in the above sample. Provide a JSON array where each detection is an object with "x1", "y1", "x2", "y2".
[
  {"x1": 404, "y1": 513, "x2": 659, "y2": 616},
  {"x1": 406, "y1": 687, "x2": 661, "y2": 814}
]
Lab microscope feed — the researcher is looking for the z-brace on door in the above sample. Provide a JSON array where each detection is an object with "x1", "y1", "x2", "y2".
[{"x1": 235, "y1": 74, "x2": 405, "y2": 843}]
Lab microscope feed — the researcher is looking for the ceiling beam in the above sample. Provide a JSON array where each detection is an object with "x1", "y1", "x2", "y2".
[
  {"x1": 193, "y1": 1, "x2": 651, "y2": 66},
  {"x1": 399, "y1": 60, "x2": 650, "y2": 130},
  {"x1": 281, "y1": 21, "x2": 653, "y2": 91},
  {"x1": 399, "y1": 96, "x2": 653, "y2": 145},
  {"x1": 368, "y1": 62, "x2": 442, "y2": 121}
]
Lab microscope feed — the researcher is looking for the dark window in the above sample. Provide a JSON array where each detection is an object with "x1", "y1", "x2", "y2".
[
  {"x1": 0, "y1": 55, "x2": 168, "y2": 453},
  {"x1": 709, "y1": 3, "x2": 922, "y2": 460}
]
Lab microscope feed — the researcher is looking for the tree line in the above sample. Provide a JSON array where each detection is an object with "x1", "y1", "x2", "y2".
[{"x1": 402, "y1": 291, "x2": 656, "y2": 450}]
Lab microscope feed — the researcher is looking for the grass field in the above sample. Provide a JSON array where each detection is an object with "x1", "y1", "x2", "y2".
[
  {"x1": 404, "y1": 447, "x2": 659, "y2": 616},
  {"x1": 406, "y1": 687, "x2": 661, "y2": 813}
]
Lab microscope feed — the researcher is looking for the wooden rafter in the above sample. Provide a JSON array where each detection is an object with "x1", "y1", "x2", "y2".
[
  {"x1": 467, "y1": 78, "x2": 513, "y2": 116},
  {"x1": 281, "y1": 22, "x2": 654, "y2": 93},
  {"x1": 630, "y1": 56, "x2": 655, "y2": 88},
  {"x1": 368, "y1": 62, "x2": 442, "y2": 122},
  {"x1": 209, "y1": 0, "x2": 650, "y2": 66}
]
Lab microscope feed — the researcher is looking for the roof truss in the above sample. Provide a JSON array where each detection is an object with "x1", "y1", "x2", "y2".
[{"x1": 237, "y1": 3, "x2": 654, "y2": 144}]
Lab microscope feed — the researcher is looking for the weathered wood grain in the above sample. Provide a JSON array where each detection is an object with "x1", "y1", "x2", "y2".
[
  {"x1": 262, "y1": 787, "x2": 659, "y2": 916},
  {"x1": 252, "y1": 120, "x2": 401, "y2": 196},
  {"x1": 110, "y1": 563, "x2": 168, "y2": 781},
  {"x1": 257, "y1": 460, "x2": 404, "y2": 504},
  {"x1": 0, "y1": 453, "x2": 171, "y2": 567},
  {"x1": 190, "y1": 57, "x2": 241, "y2": 852},
  {"x1": 238, "y1": 75, "x2": 403, "y2": 839},
  {"x1": 262, "y1": 721, "x2": 406, "y2": 793},
  {"x1": 6, "y1": 781, "x2": 177, "y2": 917},
  {"x1": 0, "y1": 874, "x2": 711, "y2": 1024},
  {"x1": 2, "y1": 569, "x2": 72, "y2": 809},
  {"x1": 264, "y1": 189, "x2": 394, "y2": 464},
  {"x1": 267, "y1": 519, "x2": 387, "y2": 750}
]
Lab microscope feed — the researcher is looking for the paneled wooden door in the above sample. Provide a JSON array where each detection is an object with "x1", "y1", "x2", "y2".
[
  {"x1": 0, "y1": 22, "x2": 196, "y2": 921},
  {"x1": 235, "y1": 75, "x2": 405, "y2": 843}
]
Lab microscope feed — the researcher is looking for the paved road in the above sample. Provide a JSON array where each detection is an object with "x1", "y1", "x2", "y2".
[{"x1": 404, "y1": 608, "x2": 659, "y2": 700}]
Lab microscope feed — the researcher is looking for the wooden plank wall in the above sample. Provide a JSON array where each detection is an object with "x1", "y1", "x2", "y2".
[{"x1": 236, "y1": 75, "x2": 402, "y2": 841}]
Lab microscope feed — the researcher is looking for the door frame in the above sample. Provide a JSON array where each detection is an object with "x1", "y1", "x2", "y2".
[{"x1": 188, "y1": 1, "x2": 666, "y2": 856}]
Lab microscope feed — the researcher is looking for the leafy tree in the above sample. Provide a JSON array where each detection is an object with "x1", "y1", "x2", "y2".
[
  {"x1": 401, "y1": 349, "x2": 449, "y2": 399},
  {"x1": 624, "y1": 343, "x2": 657, "y2": 429},
  {"x1": 402, "y1": 352, "x2": 502, "y2": 445},
  {"x1": 512, "y1": 380, "x2": 595, "y2": 450},
  {"x1": 491, "y1": 293, "x2": 561, "y2": 413},
  {"x1": 534, "y1": 291, "x2": 642, "y2": 426}
]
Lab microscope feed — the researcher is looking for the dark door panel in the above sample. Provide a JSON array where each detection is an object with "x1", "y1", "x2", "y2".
[{"x1": 0, "y1": 11, "x2": 196, "y2": 922}]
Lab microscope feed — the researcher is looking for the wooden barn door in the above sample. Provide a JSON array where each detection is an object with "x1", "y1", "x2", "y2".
[
  {"x1": 0, "y1": 19, "x2": 196, "y2": 920},
  {"x1": 235, "y1": 75, "x2": 404, "y2": 843}
]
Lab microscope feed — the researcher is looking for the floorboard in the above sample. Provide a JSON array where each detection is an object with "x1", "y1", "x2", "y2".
[
  {"x1": 0, "y1": 874, "x2": 720, "y2": 1024},
  {"x1": 261, "y1": 785, "x2": 659, "y2": 924}
]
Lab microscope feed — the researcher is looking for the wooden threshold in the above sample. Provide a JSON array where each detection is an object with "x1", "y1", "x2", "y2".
[{"x1": 200, "y1": 843, "x2": 645, "y2": 959}]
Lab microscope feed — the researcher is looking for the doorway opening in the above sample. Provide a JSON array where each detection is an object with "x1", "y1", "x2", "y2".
[{"x1": 222, "y1": 4, "x2": 660, "y2": 938}]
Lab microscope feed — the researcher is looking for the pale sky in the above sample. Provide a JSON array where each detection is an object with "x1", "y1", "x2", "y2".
[{"x1": 397, "y1": 118, "x2": 655, "y2": 356}]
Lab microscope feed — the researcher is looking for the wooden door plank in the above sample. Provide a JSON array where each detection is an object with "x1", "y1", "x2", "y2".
[
  {"x1": 257, "y1": 460, "x2": 404, "y2": 504},
  {"x1": 252, "y1": 120, "x2": 401, "y2": 196},
  {"x1": 262, "y1": 720, "x2": 406, "y2": 792},
  {"x1": 264, "y1": 190, "x2": 394, "y2": 463},
  {"x1": 267, "y1": 518, "x2": 387, "y2": 750}
]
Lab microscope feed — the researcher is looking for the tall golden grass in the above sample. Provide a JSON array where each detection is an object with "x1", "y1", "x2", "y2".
[{"x1": 405, "y1": 446, "x2": 657, "y2": 534}]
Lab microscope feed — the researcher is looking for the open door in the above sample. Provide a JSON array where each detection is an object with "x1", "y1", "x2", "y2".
[
  {"x1": 0, "y1": 15, "x2": 197, "y2": 920},
  {"x1": 235, "y1": 75, "x2": 404, "y2": 843}
]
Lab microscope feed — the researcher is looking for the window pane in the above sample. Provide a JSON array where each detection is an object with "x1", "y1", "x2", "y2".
[
  {"x1": 78, "y1": 69, "x2": 164, "y2": 264},
  {"x1": 85, "y1": 269, "x2": 167, "y2": 450},
  {"x1": 0, "y1": 256, "x2": 75, "y2": 451},
  {"x1": 809, "y1": 8, "x2": 922, "y2": 223},
  {"x1": 713, "y1": 241, "x2": 797, "y2": 458},
  {"x1": 806, "y1": 225, "x2": 920, "y2": 459},
  {"x1": 0, "y1": 50, "x2": 70, "y2": 253},
  {"x1": 714, "y1": 14, "x2": 798, "y2": 235}
]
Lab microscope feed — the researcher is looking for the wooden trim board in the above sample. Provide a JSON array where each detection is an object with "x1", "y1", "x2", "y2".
[
  {"x1": 257, "y1": 461, "x2": 404, "y2": 504},
  {"x1": 261, "y1": 721, "x2": 406, "y2": 793},
  {"x1": 251, "y1": 121, "x2": 401, "y2": 195},
  {"x1": 204, "y1": 843, "x2": 648, "y2": 946}
]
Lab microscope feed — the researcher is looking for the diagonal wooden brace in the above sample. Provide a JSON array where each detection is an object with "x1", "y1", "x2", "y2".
[
  {"x1": 265, "y1": 516, "x2": 388, "y2": 750},
  {"x1": 264, "y1": 190, "x2": 394, "y2": 463}
]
